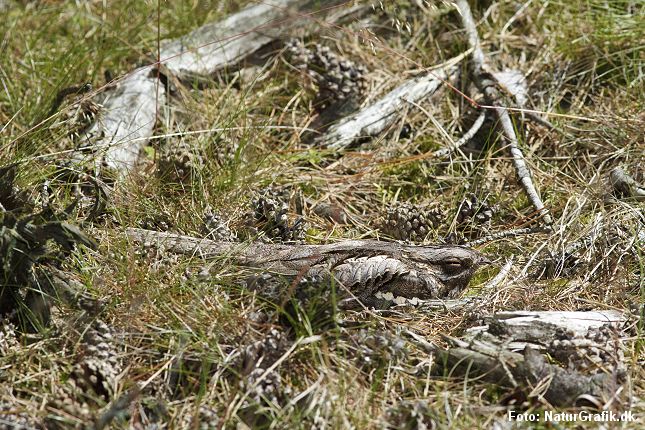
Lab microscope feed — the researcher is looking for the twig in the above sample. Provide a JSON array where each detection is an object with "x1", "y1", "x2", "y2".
[
  {"x1": 465, "y1": 226, "x2": 551, "y2": 247},
  {"x1": 455, "y1": 0, "x2": 553, "y2": 225},
  {"x1": 45, "y1": 83, "x2": 93, "y2": 120},
  {"x1": 433, "y1": 111, "x2": 486, "y2": 157},
  {"x1": 483, "y1": 256, "x2": 513, "y2": 290},
  {"x1": 412, "y1": 297, "x2": 481, "y2": 312},
  {"x1": 404, "y1": 330, "x2": 437, "y2": 354}
]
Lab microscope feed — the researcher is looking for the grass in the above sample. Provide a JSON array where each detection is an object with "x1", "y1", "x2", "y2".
[{"x1": 1, "y1": 0, "x2": 644, "y2": 428}]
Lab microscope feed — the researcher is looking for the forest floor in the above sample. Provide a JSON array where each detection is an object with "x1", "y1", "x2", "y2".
[{"x1": 0, "y1": 0, "x2": 643, "y2": 428}]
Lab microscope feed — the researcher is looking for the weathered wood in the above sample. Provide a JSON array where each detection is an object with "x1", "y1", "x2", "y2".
[
  {"x1": 317, "y1": 64, "x2": 459, "y2": 149},
  {"x1": 79, "y1": 67, "x2": 164, "y2": 173},
  {"x1": 455, "y1": 0, "x2": 552, "y2": 225},
  {"x1": 126, "y1": 228, "x2": 488, "y2": 307},
  {"x1": 431, "y1": 310, "x2": 629, "y2": 407},
  {"x1": 79, "y1": 0, "x2": 368, "y2": 175},
  {"x1": 465, "y1": 310, "x2": 625, "y2": 352},
  {"x1": 438, "y1": 344, "x2": 616, "y2": 406},
  {"x1": 476, "y1": 310, "x2": 625, "y2": 337},
  {"x1": 161, "y1": 0, "x2": 361, "y2": 79}
]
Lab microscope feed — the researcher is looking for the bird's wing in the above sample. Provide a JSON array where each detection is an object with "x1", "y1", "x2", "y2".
[{"x1": 331, "y1": 255, "x2": 409, "y2": 296}]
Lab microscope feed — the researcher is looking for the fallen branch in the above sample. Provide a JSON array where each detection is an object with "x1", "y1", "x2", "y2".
[
  {"x1": 317, "y1": 62, "x2": 460, "y2": 149},
  {"x1": 161, "y1": 0, "x2": 366, "y2": 81},
  {"x1": 466, "y1": 310, "x2": 625, "y2": 341},
  {"x1": 79, "y1": 67, "x2": 164, "y2": 172},
  {"x1": 455, "y1": 0, "x2": 552, "y2": 225},
  {"x1": 433, "y1": 310, "x2": 629, "y2": 406},
  {"x1": 126, "y1": 228, "x2": 488, "y2": 307},
  {"x1": 78, "y1": 0, "x2": 368, "y2": 176}
]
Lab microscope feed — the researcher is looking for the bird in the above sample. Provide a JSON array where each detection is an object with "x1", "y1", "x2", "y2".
[{"x1": 127, "y1": 228, "x2": 490, "y2": 309}]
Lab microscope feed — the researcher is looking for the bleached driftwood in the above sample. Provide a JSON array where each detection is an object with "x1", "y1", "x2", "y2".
[
  {"x1": 126, "y1": 227, "x2": 488, "y2": 308},
  {"x1": 161, "y1": 0, "x2": 364, "y2": 80},
  {"x1": 317, "y1": 64, "x2": 459, "y2": 149},
  {"x1": 441, "y1": 343, "x2": 617, "y2": 407},
  {"x1": 430, "y1": 310, "x2": 629, "y2": 406},
  {"x1": 455, "y1": 0, "x2": 552, "y2": 225},
  {"x1": 80, "y1": 67, "x2": 164, "y2": 172},
  {"x1": 79, "y1": 0, "x2": 367, "y2": 175},
  {"x1": 465, "y1": 310, "x2": 625, "y2": 348}
]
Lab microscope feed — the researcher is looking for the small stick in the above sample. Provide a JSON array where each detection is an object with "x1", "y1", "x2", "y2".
[
  {"x1": 466, "y1": 226, "x2": 551, "y2": 247},
  {"x1": 483, "y1": 256, "x2": 513, "y2": 290},
  {"x1": 455, "y1": 0, "x2": 553, "y2": 225},
  {"x1": 433, "y1": 110, "x2": 486, "y2": 157}
]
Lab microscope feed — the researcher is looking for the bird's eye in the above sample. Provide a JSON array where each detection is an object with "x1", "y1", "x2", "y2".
[{"x1": 443, "y1": 259, "x2": 463, "y2": 270}]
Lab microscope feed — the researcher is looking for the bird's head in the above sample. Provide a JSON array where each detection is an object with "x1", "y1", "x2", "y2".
[{"x1": 404, "y1": 245, "x2": 490, "y2": 298}]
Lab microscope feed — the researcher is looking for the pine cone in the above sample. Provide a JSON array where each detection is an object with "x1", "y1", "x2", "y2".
[
  {"x1": 351, "y1": 329, "x2": 408, "y2": 367},
  {"x1": 64, "y1": 99, "x2": 102, "y2": 142},
  {"x1": 549, "y1": 324, "x2": 624, "y2": 373},
  {"x1": 71, "y1": 320, "x2": 121, "y2": 399},
  {"x1": 0, "y1": 402, "x2": 41, "y2": 430},
  {"x1": 456, "y1": 194, "x2": 494, "y2": 225},
  {"x1": 236, "y1": 329, "x2": 293, "y2": 427},
  {"x1": 48, "y1": 86, "x2": 102, "y2": 151},
  {"x1": 158, "y1": 141, "x2": 204, "y2": 182},
  {"x1": 191, "y1": 406, "x2": 219, "y2": 430},
  {"x1": 0, "y1": 321, "x2": 19, "y2": 356},
  {"x1": 46, "y1": 321, "x2": 122, "y2": 428},
  {"x1": 246, "y1": 191, "x2": 305, "y2": 243},
  {"x1": 380, "y1": 203, "x2": 442, "y2": 242},
  {"x1": 45, "y1": 385, "x2": 93, "y2": 430},
  {"x1": 285, "y1": 39, "x2": 311, "y2": 67},
  {"x1": 286, "y1": 40, "x2": 368, "y2": 112},
  {"x1": 201, "y1": 207, "x2": 237, "y2": 241}
]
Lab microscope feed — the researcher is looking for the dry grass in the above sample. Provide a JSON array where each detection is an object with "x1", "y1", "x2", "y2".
[{"x1": 0, "y1": 0, "x2": 643, "y2": 428}]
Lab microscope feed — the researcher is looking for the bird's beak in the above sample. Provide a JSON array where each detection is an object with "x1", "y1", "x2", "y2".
[{"x1": 478, "y1": 255, "x2": 492, "y2": 266}]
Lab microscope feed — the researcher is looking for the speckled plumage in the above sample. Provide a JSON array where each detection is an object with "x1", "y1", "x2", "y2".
[{"x1": 127, "y1": 229, "x2": 489, "y2": 308}]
